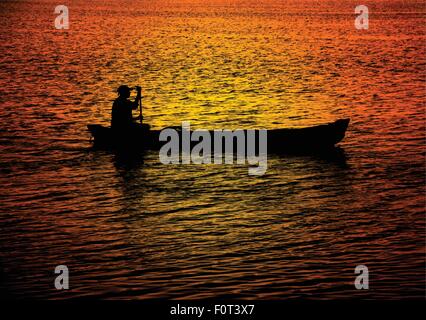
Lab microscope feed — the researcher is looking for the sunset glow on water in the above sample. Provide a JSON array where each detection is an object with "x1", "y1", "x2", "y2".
[{"x1": 0, "y1": 0, "x2": 425, "y2": 300}]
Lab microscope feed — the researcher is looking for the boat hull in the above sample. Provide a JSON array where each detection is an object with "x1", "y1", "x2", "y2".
[{"x1": 87, "y1": 119, "x2": 350, "y2": 153}]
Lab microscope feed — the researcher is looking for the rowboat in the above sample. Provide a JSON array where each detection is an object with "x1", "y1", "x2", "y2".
[{"x1": 87, "y1": 118, "x2": 350, "y2": 153}]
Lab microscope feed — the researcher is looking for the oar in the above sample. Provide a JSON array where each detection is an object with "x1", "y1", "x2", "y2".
[{"x1": 138, "y1": 86, "x2": 143, "y2": 125}]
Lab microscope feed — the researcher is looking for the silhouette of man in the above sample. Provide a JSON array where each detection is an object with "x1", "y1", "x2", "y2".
[{"x1": 111, "y1": 85, "x2": 143, "y2": 131}]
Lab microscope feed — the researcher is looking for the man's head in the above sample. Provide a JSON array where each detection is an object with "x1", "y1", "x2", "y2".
[{"x1": 117, "y1": 85, "x2": 131, "y2": 98}]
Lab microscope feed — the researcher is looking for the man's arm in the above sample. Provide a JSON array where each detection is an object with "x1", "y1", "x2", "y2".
[
  {"x1": 132, "y1": 86, "x2": 142, "y2": 122},
  {"x1": 131, "y1": 87, "x2": 142, "y2": 110},
  {"x1": 131, "y1": 95, "x2": 140, "y2": 109}
]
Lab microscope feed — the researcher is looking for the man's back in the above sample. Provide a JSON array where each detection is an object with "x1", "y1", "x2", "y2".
[{"x1": 111, "y1": 97, "x2": 134, "y2": 129}]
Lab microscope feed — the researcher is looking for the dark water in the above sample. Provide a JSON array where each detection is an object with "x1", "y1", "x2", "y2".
[{"x1": 0, "y1": 0, "x2": 425, "y2": 299}]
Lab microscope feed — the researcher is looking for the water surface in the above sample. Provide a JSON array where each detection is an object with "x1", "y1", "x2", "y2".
[{"x1": 0, "y1": 0, "x2": 425, "y2": 299}]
